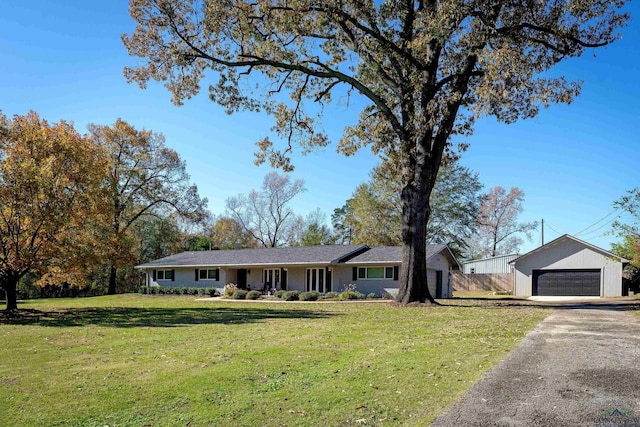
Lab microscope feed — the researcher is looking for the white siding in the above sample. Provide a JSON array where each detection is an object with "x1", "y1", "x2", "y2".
[
  {"x1": 462, "y1": 255, "x2": 517, "y2": 274},
  {"x1": 332, "y1": 252, "x2": 455, "y2": 298},
  {"x1": 330, "y1": 265, "x2": 399, "y2": 295},
  {"x1": 513, "y1": 238, "x2": 623, "y2": 297},
  {"x1": 146, "y1": 267, "x2": 227, "y2": 289}
]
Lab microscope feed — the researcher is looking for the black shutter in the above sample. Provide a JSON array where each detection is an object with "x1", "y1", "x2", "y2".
[
  {"x1": 326, "y1": 267, "x2": 332, "y2": 292},
  {"x1": 352, "y1": 267, "x2": 357, "y2": 281},
  {"x1": 215, "y1": 268, "x2": 220, "y2": 281},
  {"x1": 393, "y1": 266, "x2": 399, "y2": 281},
  {"x1": 152, "y1": 270, "x2": 156, "y2": 281},
  {"x1": 171, "y1": 269, "x2": 175, "y2": 282},
  {"x1": 195, "y1": 269, "x2": 199, "y2": 282}
]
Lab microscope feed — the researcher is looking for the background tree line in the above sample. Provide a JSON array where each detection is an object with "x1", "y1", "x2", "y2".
[{"x1": 0, "y1": 110, "x2": 542, "y2": 311}]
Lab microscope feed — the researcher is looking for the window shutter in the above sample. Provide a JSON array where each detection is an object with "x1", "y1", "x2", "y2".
[
  {"x1": 393, "y1": 266, "x2": 399, "y2": 281},
  {"x1": 171, "y1": 269, "x2": 175, "y2": 282},
  {"x1": 215, "y1": 268, "x2": 220, "y2": 281},
  {"x1": 152, "y1": 270, "x2": 156, "y2": 281},
  {"x1": 352, "y1": 267, "x2": 357, "y2": 281},
  {"x1": 195, "y1": 269, "x2": 199, "y2": 282}
]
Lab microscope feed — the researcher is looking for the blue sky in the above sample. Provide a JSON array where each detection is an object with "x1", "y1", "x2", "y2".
[{"x1": 1, "y1": 1, "x2": 638, "y2": 254}]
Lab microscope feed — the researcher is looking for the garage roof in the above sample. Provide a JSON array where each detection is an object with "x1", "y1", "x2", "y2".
[{"x1": 510, "y1": 234, "x2": 629, "y2": 265}]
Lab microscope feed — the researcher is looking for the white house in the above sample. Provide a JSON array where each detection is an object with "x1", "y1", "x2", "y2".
[{"x1": 136, "y1": 244, "x2": 460, "y2": 298}]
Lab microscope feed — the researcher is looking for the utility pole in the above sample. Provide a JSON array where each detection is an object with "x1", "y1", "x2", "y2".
[{"x1": 541, "y1": 218, "x2": 545, "y2": 246}]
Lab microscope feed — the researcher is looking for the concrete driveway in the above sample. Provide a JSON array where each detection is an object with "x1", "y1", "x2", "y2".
[{"x1": 432, "y1": 301, "x2": 640, "y2": 426}]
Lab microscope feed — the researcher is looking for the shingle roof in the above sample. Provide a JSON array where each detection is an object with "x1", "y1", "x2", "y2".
[
  {"x1": 509, "y1": 234, "x2": 629, "y2": 264},
  {"x1": 135, "y1": 244, "x2": 369, "y2": 268},
  {"x1": 343, "y1": 244, "x2": 450, "y2": 264}
]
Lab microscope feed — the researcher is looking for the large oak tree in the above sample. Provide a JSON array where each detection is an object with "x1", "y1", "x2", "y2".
[
  {"x1": 89, "y1": 119, "x2": 207, "y2": 294},
  {"x1": 0, "y1": 112, "x2": 104, "y2": 310},
  {"x1": 123, "y1": 0, "x2": 628, "y2": 303}
]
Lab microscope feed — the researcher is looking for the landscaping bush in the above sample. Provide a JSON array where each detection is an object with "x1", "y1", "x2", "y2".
[
  {"x1": 299, "y1": 291, "x2": 319, "y2": 301},
  {"x1": 283, "y1": 291, "x2": 299, "y2": 301},
  {"x1": 323, "y1": 291, "x2": 339, "y2": 299},
  {"x1": 207, "y1": 288, "x2": 220, "y2": 297},
  {"x1": 232, "y1": 289, "x2": 248, "y2": 300},
  {"x1": 224, "y1": 283, "x2": 238, "y2": 298},
  {"x1": 139, "y1": 286, "x2": 148, "y2": 294},
  {"x1": 338, "y1": 291, "x2": 366, "y2": 300},
  {"x1": 367, "y1": 292, "x2": 377, "y2": 299},
  {"x1": 246, "y1": 290, "x2": 262, "y2": 300},
  {"x1": 274, "y1": 290, "x2": 287, "y2": 299}
]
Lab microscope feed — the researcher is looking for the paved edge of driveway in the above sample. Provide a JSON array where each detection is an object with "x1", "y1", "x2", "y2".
[{"x1": 431, "y1": 303, "x2": 640, "y2": 427}]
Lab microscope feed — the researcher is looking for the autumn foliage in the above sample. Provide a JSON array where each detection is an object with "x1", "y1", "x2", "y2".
[{"x1": 0, "y1": 111, "x2": 105, "y2": 310}]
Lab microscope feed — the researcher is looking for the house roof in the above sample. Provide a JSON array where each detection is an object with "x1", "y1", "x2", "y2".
[
  {"x1": 338, "y1": 244, "x2": 461, "y2": 269},
  {"x1": 136, "y1": 243, "x2": 461, "y2": 269},
  {"x1": 135, "y1": 244, "x2": 369, "y2": 268},
  {"x1": 509, "y1": 234, "x2": 629, "y2": 265}
]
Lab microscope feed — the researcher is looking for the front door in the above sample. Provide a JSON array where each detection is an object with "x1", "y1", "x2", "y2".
[
  {"x1": 263, "y1": 268, "x2": 281, "y2": 291},
  {"x1": 237, "y1": 269, "x2": 247, "y2": 289}
]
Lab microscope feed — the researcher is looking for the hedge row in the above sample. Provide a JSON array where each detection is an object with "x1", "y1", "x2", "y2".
[{"x1": 139, "y1": 286, "x2": 220, "y2": 297}]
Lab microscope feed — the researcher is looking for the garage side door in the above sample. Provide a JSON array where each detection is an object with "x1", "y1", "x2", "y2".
[{"x1": 533, "y1": 269, "x2": 600, "y2": 296}]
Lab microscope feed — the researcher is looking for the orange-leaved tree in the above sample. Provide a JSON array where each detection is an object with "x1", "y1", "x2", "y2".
[{"x1": 0, "y1": 111, "x2": 105, "y2": 310}]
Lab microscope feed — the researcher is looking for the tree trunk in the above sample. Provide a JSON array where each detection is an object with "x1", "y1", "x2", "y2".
[
  {"x1": 107, "y1": 264, "x2": 118, "y2": 295},
  {"x1": 3, "y1": 277, "x2": 19, "y2": 311},
  {"x1": 396, "y1": 166, "x2": 437, "y2": 305}
]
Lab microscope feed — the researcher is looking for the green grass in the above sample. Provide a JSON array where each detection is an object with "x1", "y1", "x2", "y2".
[{"x1": 0, "y1": 295, "x2": 548, "y2": 426}]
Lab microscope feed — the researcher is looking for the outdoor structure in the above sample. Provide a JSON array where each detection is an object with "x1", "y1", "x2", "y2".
[
  {"x1": 511, "y1": 234, "x2": 628, "y2": 297},
  {"x1": 462, "y1": 254, "x2": 518, "y2": 274},
  {"x1": 136, "y1": 244, "x2": 460, "y2": 298}
]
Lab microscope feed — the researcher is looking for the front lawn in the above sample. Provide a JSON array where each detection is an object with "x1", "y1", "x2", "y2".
[{"x1": 0, "y1": 295, "x2": 548, "y2": 426}]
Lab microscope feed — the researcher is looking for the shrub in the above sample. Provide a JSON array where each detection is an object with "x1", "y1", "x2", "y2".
[
  {"x1": 323, "y1": 291, "x2": 339, "y2": 299},
  {"x1": 207, "y1": 288, "x2": 220, "y2": 297},
  {"x1": 367, "y1": 292, "x2": 377, "y2": 299},
  {"x1": 283, "y1": 291, "x2": 300, "y2": 301},
  {"x1": 139, "y1": 286, "x2": 148, "y2": 294},
  {"x1": 224, "y1": 283, "x2": 238, "y2": 298},
  {"x1": 232, "y1": 289, "x2": 248, "y2": 300},
  {"x1": 338, "y1": 291, "x2": 365, "y2": 300},
  {"x1": 246, "y1": 290, "x2": 262, "y2": 300},
  {"x1": 274, "y1": 290, "x2": 287, "y2": 299},
  {"x1": 299, "y1": 291, "x2": 319, "y2": 301}
]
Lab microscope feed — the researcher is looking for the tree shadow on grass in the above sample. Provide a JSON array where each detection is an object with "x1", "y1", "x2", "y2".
[{"x1": 0, "y1": 306, "x2": 338, "y2": 328}]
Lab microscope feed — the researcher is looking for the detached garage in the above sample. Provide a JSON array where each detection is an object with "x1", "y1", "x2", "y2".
[{"x1": 512, "y1": 234, "x2": 628, "y2": 297}]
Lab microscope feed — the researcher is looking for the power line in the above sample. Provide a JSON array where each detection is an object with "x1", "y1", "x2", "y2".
[
  {"x1": 577, "y1": 214, "x2": 622, "y2": 239},
  {"x1": 574, "y1": 208, "x2": 619, "y2": 237},
  {"x1": 545, "y1": 222, "x2": 564, "y2": 236}
]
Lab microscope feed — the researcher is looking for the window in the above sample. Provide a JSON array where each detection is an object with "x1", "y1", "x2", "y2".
[
  {"x1": 358, "y1": 267, "x2": 394, "y2": 280},
  {"x1": 199, "y1": 269, "x2": 219, "y2": 281},
  {"x1": 157, "y1": 270, "x2": 174, "y2": 280}
]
